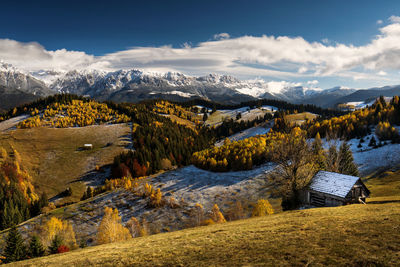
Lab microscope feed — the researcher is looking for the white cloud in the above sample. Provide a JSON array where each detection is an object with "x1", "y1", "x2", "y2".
[
  {"x1": 2, "y1": 15, "x2": 400, "y2": 87},
  {"x1": 377, "y1": 19, "x2": 383, "y2": 25},
  {"x1": 307, "y1": 80, "x2": 319, "y2": 85},
  {"x1": 0, "y1": 39, "x2": 94, "y2": 72},
  {"x1": 378, "y1": 70, "x2": 387, "y2": 76},
  {"x1": 321, "y1": 38, "x2": 330, "y2": 44},
  {"x1": 298, "y1": 66, "x2": 308, "y2": 73},
  {"x1": 213, "y1": 33, "x2": 230, "y2": 40},
  {"x1": 389, "y1": 15, "x2": 400, "y2": 23}
]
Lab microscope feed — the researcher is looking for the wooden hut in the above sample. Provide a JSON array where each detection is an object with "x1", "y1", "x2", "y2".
[{"x1": 301, "y1": 171, "x2": 370, "y2": 207}]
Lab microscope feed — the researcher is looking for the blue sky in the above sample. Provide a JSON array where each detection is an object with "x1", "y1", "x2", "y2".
[{"x1": 2, "y1": 0, "x2": 400, "y2": 89}]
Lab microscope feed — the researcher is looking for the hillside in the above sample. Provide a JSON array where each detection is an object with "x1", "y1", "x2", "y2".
[
  {"x1": 0, "y1": 86, "x2": 41, "y2": 113},
  {"x1": 0, "y1": 124, "x2": 131, "y2": 204},
  {"x1": 1, "y1": 96, "x2": 399, "y2": 265},
  {"x1": 11, "y1": 202, "x2": 400, "y2": 266}
]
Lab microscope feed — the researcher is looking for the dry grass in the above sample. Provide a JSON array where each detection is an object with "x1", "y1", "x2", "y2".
[
  {"x1": 0, "y1": 124, "x2": 131, "y2": 201},
  {"x1": 11, "y1": 202, "x2": 400, "y2": 266},
  {"x1": 364, "y1": 169, "x2": 400, "y2": 202},
  {"x1": 285, "y1": 112, "x2": 318, "y2": 125}
]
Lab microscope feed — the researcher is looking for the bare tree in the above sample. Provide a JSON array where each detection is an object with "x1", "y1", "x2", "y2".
[{"x1": 269, "y1": 132, "x2": 317, "y2": 210}]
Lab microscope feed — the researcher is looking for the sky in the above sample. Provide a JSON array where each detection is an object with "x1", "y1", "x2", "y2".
[{"x1": 2, "y1": 0, "x2": 400, "y2": 89}]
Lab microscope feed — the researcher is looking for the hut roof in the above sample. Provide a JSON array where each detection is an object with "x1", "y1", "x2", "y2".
[{"x1": 308, "y1": 171, "x2": 360, "y2": 199}]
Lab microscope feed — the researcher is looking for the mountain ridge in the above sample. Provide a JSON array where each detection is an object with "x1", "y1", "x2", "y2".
[{"x1": 1, "y1": 62, "x2": 400, "y2": 109}]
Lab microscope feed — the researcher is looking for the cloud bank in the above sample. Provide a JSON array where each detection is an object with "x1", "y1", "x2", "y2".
[{"x1": 2, "y1": 16, "x2": 400, "y2": 87}]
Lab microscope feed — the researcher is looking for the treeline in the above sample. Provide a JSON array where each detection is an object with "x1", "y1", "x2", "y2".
[
  {"x1": 301, "y1": 96, "x2": 400, "y2": 142},
  {"x1": 0, "y1": 147, "x2": 48, "y2": 231},
  {"x1": 172, "y1": 98, "x2": 345, "y2": 117},
  {"x1": 192, "y1": 127, "x2": 358, "y2": 176},
  {"x1": 17, "y1": 100, "x2": 130, "y2": 128},
  {"x1": 110, "y1": 100, "x2": 276, "y2": 178},
  {"x1": 192, "y1": 134, "x2": 274, "y2": 172},
  {"x1": 212, "y1": 113, "x2": 272, "y2": 138},
  {"x1": 0, "y1": 94, "x2": 89, "y2": 122},
  {"x1": 110, "y1": 103, "x2": 215, "y2": 178},
  {"x1": 151, "y1": 100, "x2": 203, "y2": 125}
]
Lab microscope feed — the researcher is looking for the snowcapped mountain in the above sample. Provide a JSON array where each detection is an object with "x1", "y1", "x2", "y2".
[
  {"x1": 1, "y1": 61, "x2": 400, "y2": 110},
  {"x1": 0, "y1": 62, "x2": 55, "y2": 111},
  {"x1": 0, "y1": 62, "x2": 52, "y2": 96}
]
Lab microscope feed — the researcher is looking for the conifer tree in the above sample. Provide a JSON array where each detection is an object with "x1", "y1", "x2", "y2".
[
  {"x1": 29, "y1": 235, "x2": 45, "y2": 258},
  {"x1": 48, "y1": 234, "x2": 63, "y2": 254},
  {"x1": 312, "y1": 132, "x2": 326, "y2": 170},
  {"x1": 325, "y1": 144, "x2": 339, "y2": 173},
  {"x1": 338, "y1": 142, "x2": 359, "y2": 176},
  {"x1": 369, "y1": 136, "x2": 377, "y2": 147},
  {"x1": 3, "y1": 226, "x2": 26, "y2": 263}
]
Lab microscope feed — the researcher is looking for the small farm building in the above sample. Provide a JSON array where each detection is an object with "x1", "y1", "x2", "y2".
[{"x1": 301, "y1": 171, "x2": 370, "y2": 207}]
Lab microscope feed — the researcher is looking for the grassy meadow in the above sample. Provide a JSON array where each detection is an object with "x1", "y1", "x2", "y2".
[
  {"x1": 11, "y1": 202, "x2": 400, "y2": 266},
  {"x1": 0, "y1": 124, "x2": 131, "y2": 202}
]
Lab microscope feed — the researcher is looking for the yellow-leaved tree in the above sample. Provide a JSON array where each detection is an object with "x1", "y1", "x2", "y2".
[
  {"x1": 96, "y1": 207, "x2": 131, "y2": 244},
  {"x1": 209, "y1": 204, "x2": 226, "y2": 224},
  {"x1": 41, "y1": 217, "x2": 76, "y2": 249},
  {"x1": 251, "y1": 199, "x2": 274, "y2": 217},
  {"x1": 126, "y1": 216, "x2": 148, "y2": 238}
]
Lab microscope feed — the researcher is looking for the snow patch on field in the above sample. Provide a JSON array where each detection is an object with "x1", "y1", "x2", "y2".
[
  {"x1": 325, "y1": 131, "x2": 400, "y2": 175},
  {"x1": 215, "y1": 124, "x2": 272, "y2": 146},
  {"x1": 0, "y1": 115, "x2": 29, "y2": 132},
  {"x1": 152, "y1": 163, "x2": 276, "y2": 210},
  {"x1": 345, "y1": 134, "x2": 400, "y2": 175},
  {"x1": 206, "y1": 106, "x2": 276, "y2": 126}
]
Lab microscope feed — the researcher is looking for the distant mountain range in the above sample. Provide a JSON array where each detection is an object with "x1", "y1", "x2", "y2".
[{"x1": 1, "y1": 61, "x2": 400, "y2": 111}]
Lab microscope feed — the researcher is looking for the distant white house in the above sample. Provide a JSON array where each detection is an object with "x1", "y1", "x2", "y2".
[
  {"x1": 83, "y1": 144, "x2": 93, "y2": 150},
  {"x1": 300, "y1": 171, "x2": 370, "y2": 207}
]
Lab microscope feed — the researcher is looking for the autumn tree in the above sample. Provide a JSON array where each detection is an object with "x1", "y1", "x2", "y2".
[
  {"x1": 149, "y1": 188, "x2": 163, "y2": 207},
  {"x1": 126, "y1": 216, "x2": 148, "y2": 238},
  {"x1": 269, "y1": 129, "x2": 317, "y2": 210},
  {"x1": 225, "y1": 201, "x2": 246, "y2": 221},
  {"x1": 41, "y1": 217, "x2": 76, "y2": 249},
  {"x1": 209, "y1": 204, "x2": 226, "y2": 223},
  {"x1": 251, "y1": 199, "x2": 274, "y2": 217},
  {"x1": 190, "y1": 203, "x2": 205, "y2": 227},
  {"x1": 96, "y1": 207, "x2": 131, "y2": 244}
]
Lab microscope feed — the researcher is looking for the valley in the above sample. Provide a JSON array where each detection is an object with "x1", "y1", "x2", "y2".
[
  {"x1": 0, "y1": 95, "x2": 399, "y2": 266},
  {"x1": 3, "y1": 2, "x2": 400, "y2": 266}
]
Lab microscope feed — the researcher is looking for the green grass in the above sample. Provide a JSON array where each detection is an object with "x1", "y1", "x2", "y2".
[
  {"x1": 0, "y1": 124, "x2": 131, "y2": 201},
  {"x1": 12, "y1": 202, "x2": 400, "y2": 266}
]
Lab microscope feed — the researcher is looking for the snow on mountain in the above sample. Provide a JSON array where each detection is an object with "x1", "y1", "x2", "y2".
[
  {"x1": 30, "y1": 70, "x2": 67, "y2": 86},
  {"x1": 0, "y1": 62, "x2": 51, "y2": 96},
  {"x1": 2, "y1": 61, "x2": 397, "y2": 108}
]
